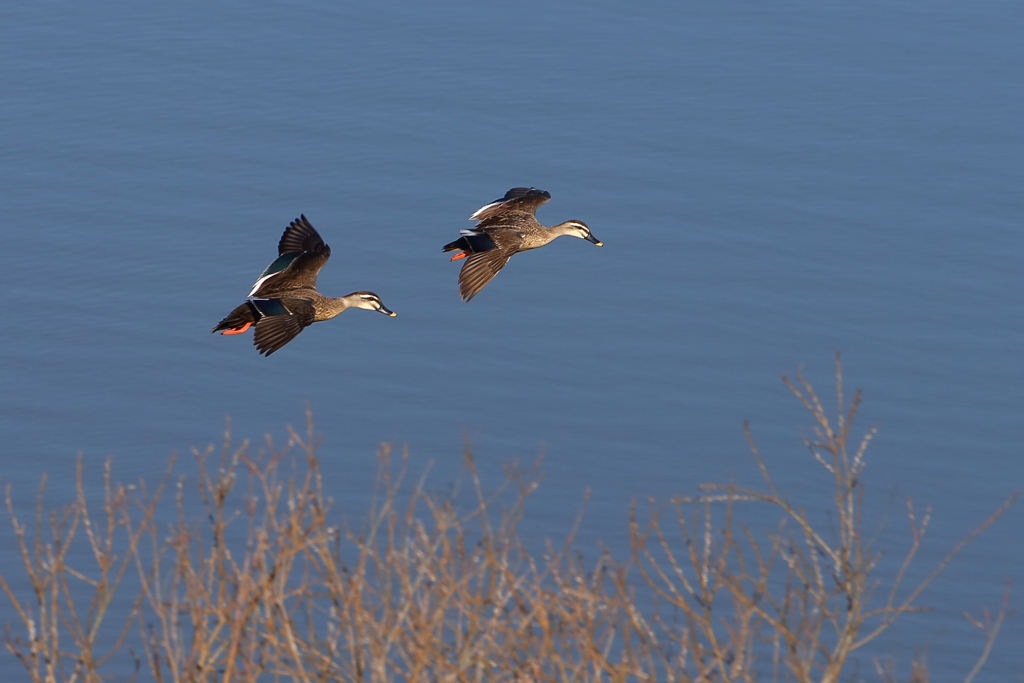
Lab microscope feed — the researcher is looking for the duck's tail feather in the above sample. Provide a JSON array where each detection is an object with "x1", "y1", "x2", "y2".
[
  {"x1": 442, "y1": 231, "x2": 497, "y2": 254},
  {"x1": 212, "y1": 301, "x2": 258, "y2": 334}
]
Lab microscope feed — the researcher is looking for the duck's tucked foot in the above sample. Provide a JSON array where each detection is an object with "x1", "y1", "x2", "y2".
[
  {"x1": 220, "y1": 322, "x2": 253, "y2": 335},
  {"x1": 450, "y1": 251, "x2": 468, "y2": 262}
]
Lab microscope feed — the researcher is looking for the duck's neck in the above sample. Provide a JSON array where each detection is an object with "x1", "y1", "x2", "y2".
[
  {"x1": 547, "y1": 221, "x2": 581, "y2": 240},
  {"x1": 318, "y1": 296, "x2": 355, "y2": 320}
]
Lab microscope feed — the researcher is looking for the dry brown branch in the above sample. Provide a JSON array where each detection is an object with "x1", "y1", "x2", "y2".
[{"x1": 0, "y1": 361, "x2": 1017, "y2": 682}]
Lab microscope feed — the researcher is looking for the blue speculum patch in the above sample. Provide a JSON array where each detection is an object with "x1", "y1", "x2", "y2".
[
  {"x1": 260, "y1": 252, "x2": 299, "y2": 277},
  {"x1": 250, "y1": 299, "x2": 290, "y2": 317}
]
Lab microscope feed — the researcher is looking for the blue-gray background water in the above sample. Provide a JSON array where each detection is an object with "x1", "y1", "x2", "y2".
[{"x1": 2, "y1": 1, "x2": 1022, "y2": 678}]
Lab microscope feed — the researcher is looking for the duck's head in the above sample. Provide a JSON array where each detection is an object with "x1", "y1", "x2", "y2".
[
  {"x1": 557, "y1": 220, "x2": 603, "y2": 246},
  {"x1": 345, "y1": 291, "x2": 397, "y2": 316}
]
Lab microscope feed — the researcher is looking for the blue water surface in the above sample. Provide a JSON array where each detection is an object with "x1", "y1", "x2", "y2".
[{"x1": 1, "y1": 1, "x2": 1022, "y2": 679}]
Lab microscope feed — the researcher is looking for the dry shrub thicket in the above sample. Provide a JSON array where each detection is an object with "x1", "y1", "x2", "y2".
[{"x1": 1, "y1": 359, "x2": 1018, "y2": 683}]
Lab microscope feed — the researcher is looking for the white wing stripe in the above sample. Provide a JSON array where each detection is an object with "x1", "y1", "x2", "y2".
[
  {"x1": 247, "y1": 272, "x2": 278, "y2": 297},
  {"x1": 469, "y1": 201, "x2": 503, "y2": 220}
]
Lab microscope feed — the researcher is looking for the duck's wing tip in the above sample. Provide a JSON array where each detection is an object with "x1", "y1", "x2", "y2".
[{"x1": 278, "y1": 214, "x2": 324, "y2": 255}]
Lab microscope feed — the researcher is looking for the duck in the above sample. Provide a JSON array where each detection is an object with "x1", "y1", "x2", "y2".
[
  {"x1": 213, "y1": 215, "x2": 395, "y2": 356},
  {"x1": 442, "y1": 187, "x2": 603, "y2": 301}
]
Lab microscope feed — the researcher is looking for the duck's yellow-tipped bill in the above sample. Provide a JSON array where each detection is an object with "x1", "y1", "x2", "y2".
[{"x1": 388, "y1": 311, "x2": 397, "y2": 317}]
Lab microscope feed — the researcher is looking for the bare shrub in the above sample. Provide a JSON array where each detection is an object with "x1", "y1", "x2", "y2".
[
  {"x1": 1, "y1": 358, "x2": 1017, "y2": 682},
  {"x1": 630, "y1": 355, "x2": 1017, "y2": 682}
]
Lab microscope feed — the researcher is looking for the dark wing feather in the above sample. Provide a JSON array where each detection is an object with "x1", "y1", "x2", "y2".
[
  {"x1": 458, "y1": 249, "x2": 513, "y2": 302},
  {"x1": 252, "y1": 298, "x2": 315, "y2": 356},
  {"x1": 470, "y1": 188, "x2": 551, "y2": 221},
  {"x1": 278, "y1": 215, "x2": 325, "y2": 255},
  {"x1": 251, "y1": 243, "x2": 331, "y2": 295}
]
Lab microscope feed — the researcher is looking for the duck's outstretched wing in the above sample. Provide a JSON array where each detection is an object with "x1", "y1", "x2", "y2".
[
  {"x1": 251, "y1": 297, "x2": 316, "y2": 356},
  {"x1": 249, "y1": 216, "x2": 331, "y2": 296},
  {"x1": 447, "y1": 225, "x2": 525, "y2": 301},
  {"x1": 470, "y1": 187, "x2": 551, "y2": 222},
  {"x1": 249, "y1": 243, "x2": 331, "y2": 295},
  {"x1": 458, "y1": 248, "x2": 513, "y2": 302}
]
